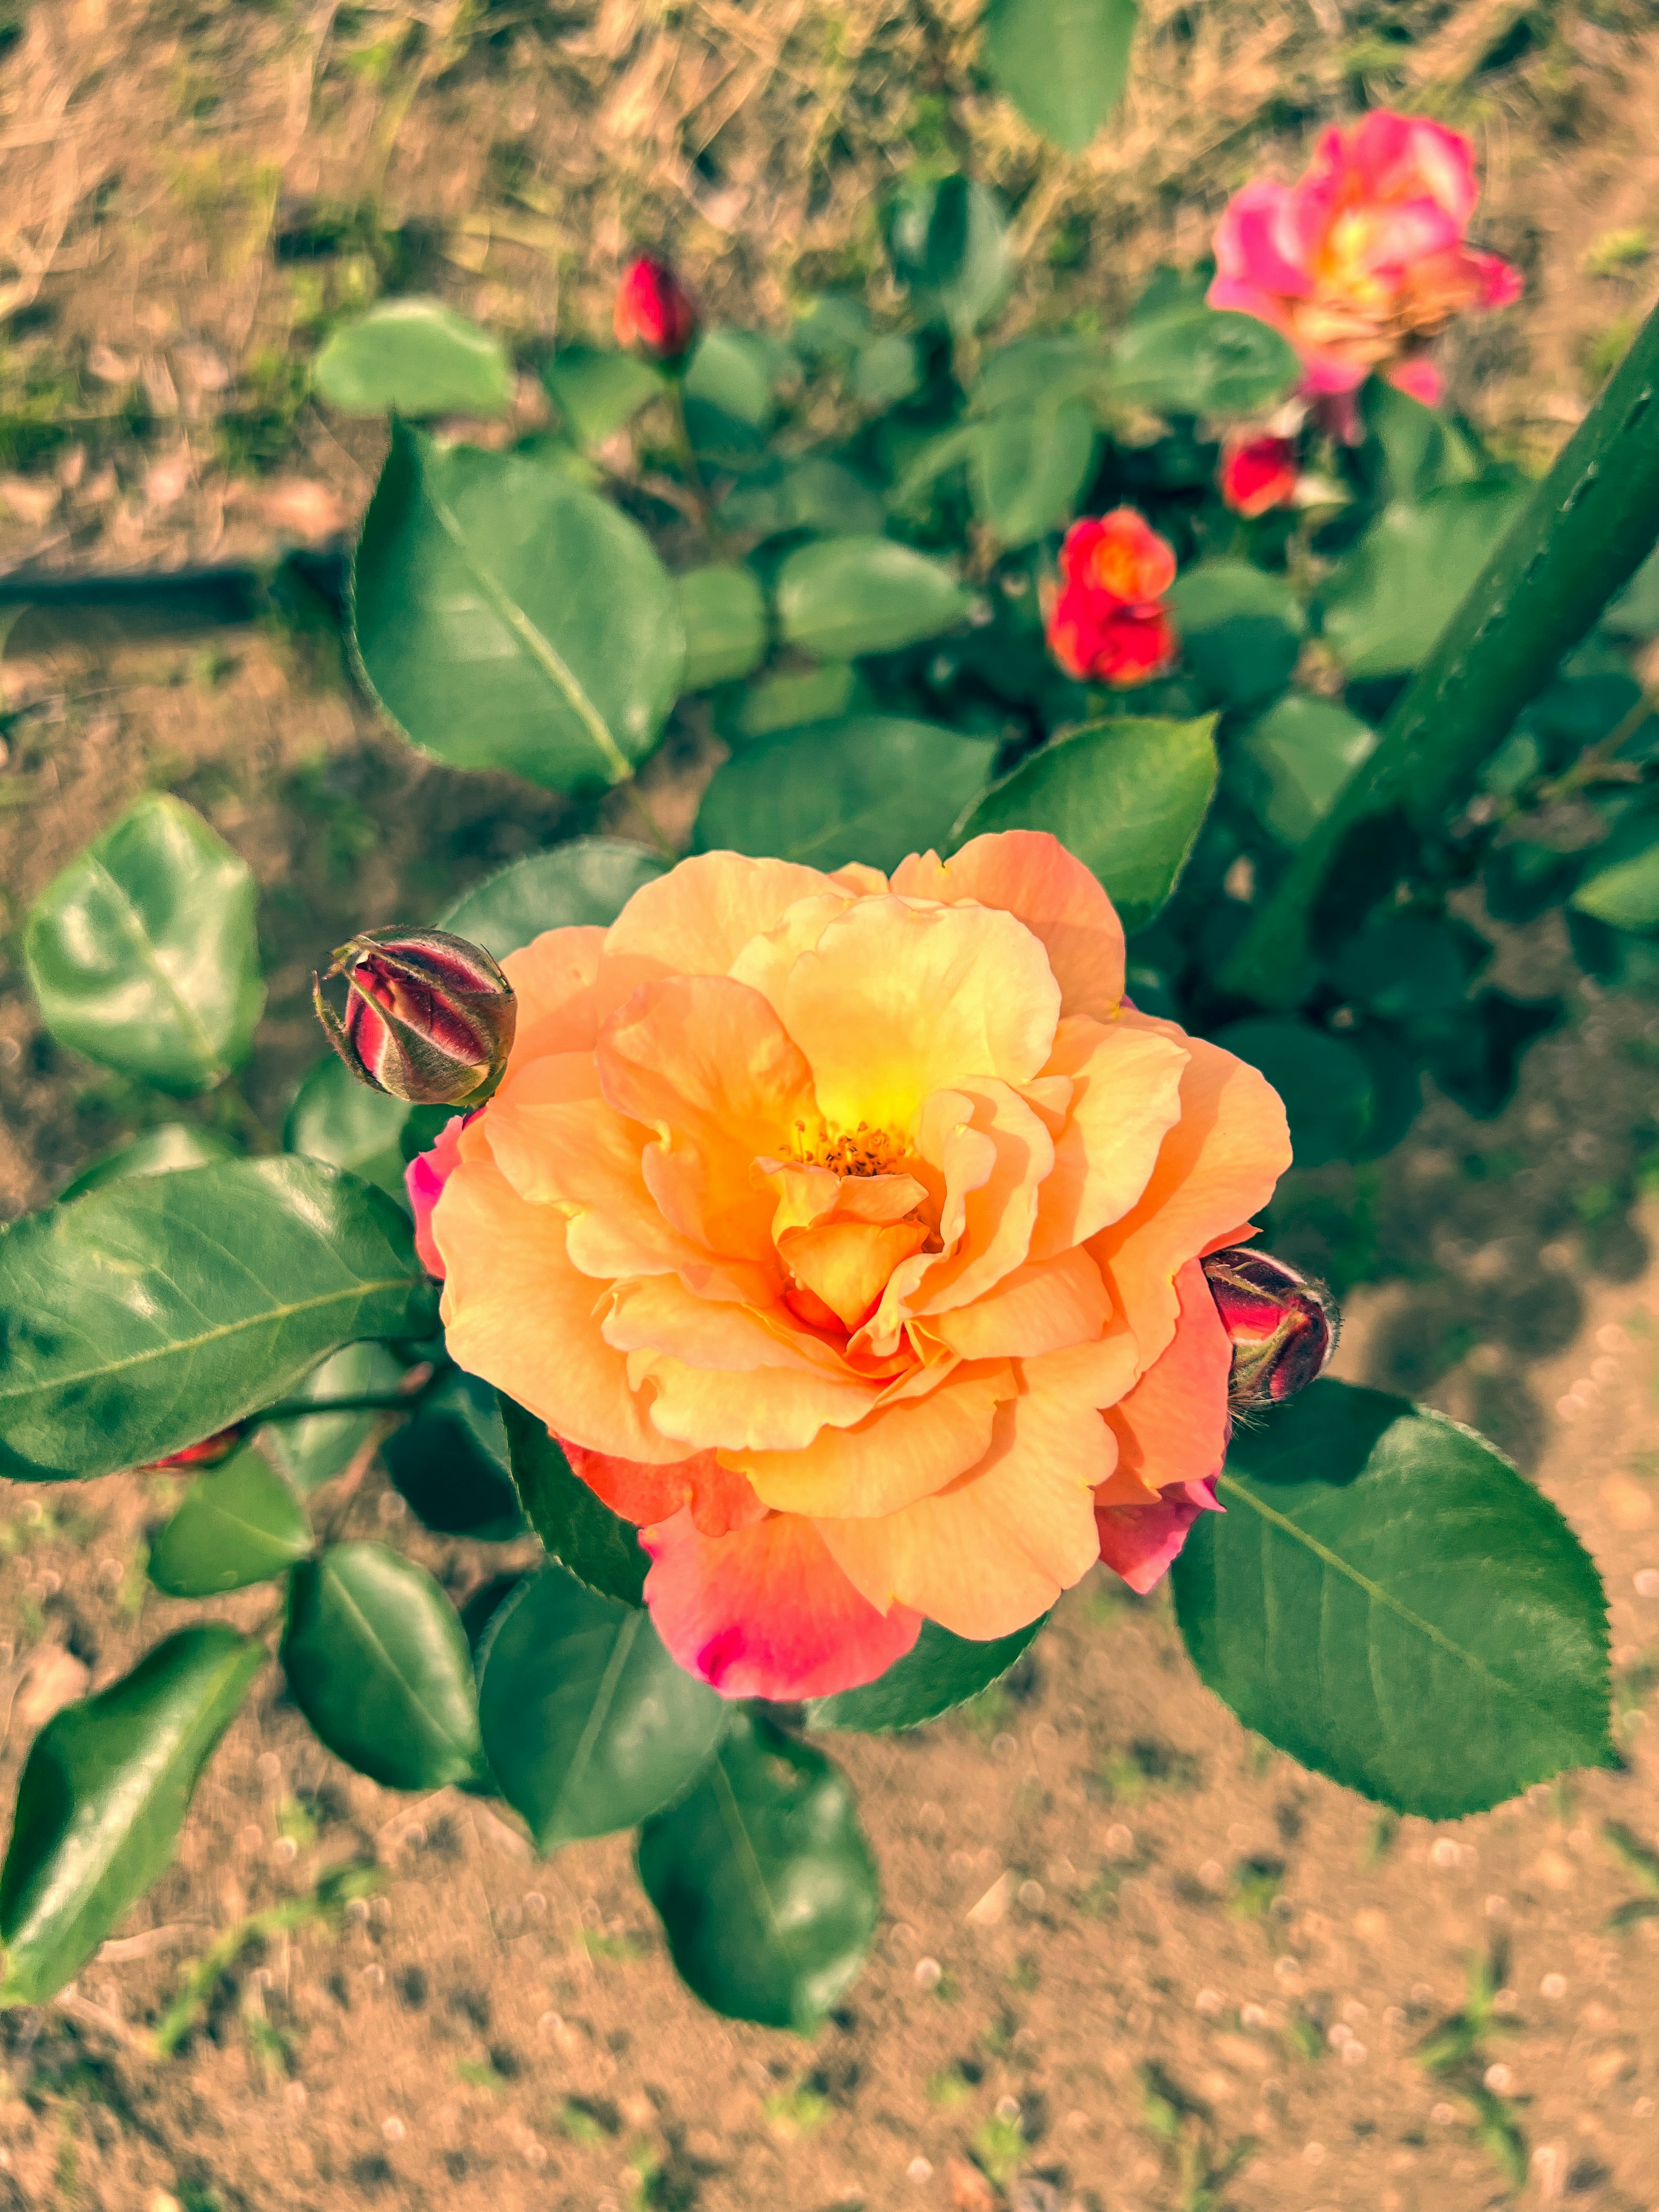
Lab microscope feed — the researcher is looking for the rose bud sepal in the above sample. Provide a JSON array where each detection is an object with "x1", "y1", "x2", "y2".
[
  {"x1": 1201, "y1": 1246, "x2": 1338, "y2": 1411},
  {"x1": 312, "y1": 927, "x2": 516, "y2": 1108}
]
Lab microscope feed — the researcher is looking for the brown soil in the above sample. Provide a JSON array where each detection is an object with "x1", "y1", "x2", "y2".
[{"x1": 4, "y1": 3, "x2": 1659, "y2": 2208}]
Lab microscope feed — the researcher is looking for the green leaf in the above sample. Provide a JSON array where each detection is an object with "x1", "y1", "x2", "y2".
[
  {"x1": 884, "y1": 174, "x2": 1012, "y2": 335},
  {"x1": 58, "y1": 1124, "x2": 238, "y2": 1203},
  {"x1": 542, "y1": 346, "x2": 661, "y2": 448},
  {"x1": 982, "y1": 0, "x2": 1137, "y2": 152},
  {"x1": 477, "y1": 1566, "x2": 727, "y2": 1849},
  {"x1": 971, "y1": 403, "x2": 1097, "y2": 548},
  {"x1": 383, "y1": 1370, "x2": 525, "y2": 1539},
  {"x1": 24, "y1": 795, "x2": 264, "y2": 1095},
  {"x1": 852, "y1": 334, "x2": 923, "y2": 409},
  {"x1": 1571, "y1": 801, "x2": 1659, "y2": 932},
  {"x1": 146, "y1": 1446, "x2": 312, "y2": 1595},
  {"x1": 499, "y1": 1392, "x2": 648, "y2": 1605},
  {"x1": 775, "y1": 534, "x2": 969, "y2": 660},
  {"x1": 675, "y1": 563, "x2": 768, "y2": 690},
  {"x1": 1107, "y1": 305, "x2": 1300, "y2": 419},
  {"x1": 437, "y1": 836, "x2": 666, "y2": 960},
  {"x1": 973, "y1": 334, "x2": 1106, "y2": 416},
  {"x1": 284, "y1": 1053, "x2": 410, "y2": 1197},
  {"x1": 807, "y1": 1615, "x2": 1048, "y2": 1732},
  {"x1": 0, "y1": 1625, "x2": 263, "y2": 2003},
  {"x1": 1167, "y1": 558, "x2": 1306, "y2": 709},
  {"x1": 0, "y1": 1158, "x2": 439, "y2": 1481},
  {"x1": 1605, "y1": 542, "x2": 1659, "y2": 638},
  {"x1": 954, "y1": 715, "x2": 1218, "y2": 933},
  {"x1": 719, "y1": 457, "x2": 886, "y2": 542},
  {"x1": 683, "y1": 329, "x2": 785, "y2": 458},
  {"x1": 312, "y1": 299, "x2": 512, "y2": 419},
  {"x1": 1332, "y1": 915, "x2": 1486, "y2": 1023},
  {"x1": 1232, "y1": 694, "x2": 1378, "y2": 848},
  {"x1": 282, "y1": 1542, "x2": 484, "y2": 1791},
  {"x1": 1211, "y1": 1017, "x2": 1373, "y2": 1169},
  {"x1": 257, "y1": 1341, "x2": 408, "y2": 1495},
  {"x1": 1171, "y1": 1380, "x2": 1614, "y2": 1816},
  {"x1": 350, "y1": 421, "x2": 683, "y2": 792},
  {"x1": 1359, "y1": 377, "x2": 1482, "y2": 504},
  {"x1": 1320, "y1": 483, "x2": 1529, "y2": 678},
  {"x1": 715, "y1": 664, "x2": 862, "y2": 748},
  {"x1": 636, "y1": 1712, "x2": 879, "y2": 2031},
  {"x1": 696, "y1": 715, "x2": 997, "y2": 876}
]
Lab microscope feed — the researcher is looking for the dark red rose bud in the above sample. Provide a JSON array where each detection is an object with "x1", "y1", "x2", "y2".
[
  {"x1": 613, "y1": 254, "x2": 699, "y2": 363},
  {"x1": 1201, "y1": 1246, "x2": 1338, "y2": 1411},
  {"x1": 1218, "y1": 432, "x2": 1299, "y2": 518},
  {"x1": 141, "y1": 1425, "x2": 245, "y2": 1471},
  {"x1": 313, "y1": 928, "x2": 516, "y2": 1107}
]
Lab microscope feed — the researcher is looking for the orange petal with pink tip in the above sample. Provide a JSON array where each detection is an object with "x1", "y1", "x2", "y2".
[
  {"x1": 501, "y1": 925, "x2": 608, "y2": 1063},
  {"x1": 778, "y1": 896, "x2": 1061, "y2": 1136},
  {"x1": 560, "y1": 1438, "x2": 766, "y2": 1537},
  {"x1": 433, "y1": 1157, "x2": 686, "y2": 1465},
  {"x1": 642, "y1": 1507, "x2": 922, "y2": 1700},
  {"x1": 731, "y1": 1360, "x2": 1014, "y2": 1519},
  {"x1": 1090, "y1": 1014, "x2": 1291, "y2": 1377},
  {"x1": 817, "y1": 1338, "x2": 1125, "y2": 1638},
  {"x1": 890, "y1": 830, "x2": 1126, "y2": 1020},
  {"x1": 1098, "y1": 1257, "x2": 1231, "y2": 1500}
]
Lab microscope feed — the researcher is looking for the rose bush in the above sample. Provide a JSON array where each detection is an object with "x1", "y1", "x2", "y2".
[{"x1": 408, "y1": 832, "x2": 1290, "y2": 1697}]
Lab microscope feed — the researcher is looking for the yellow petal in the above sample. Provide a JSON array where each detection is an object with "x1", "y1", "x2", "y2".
[
  {"x1": 598, "y1": 852, "x2": 836, "y2": 1009},
  {"x1": 890, "y1": 830, "x2": 1125, "y2": 1020},
  {"x1": 434, "y1": 1157, "x2": 684, "y2": 1464},
  {"x1": 732, "y1": 1361, "x2": 1015, "y2": 1517},
  {"x1": 778, "y1": 896, "x2": 1062, "y2": 1136}
]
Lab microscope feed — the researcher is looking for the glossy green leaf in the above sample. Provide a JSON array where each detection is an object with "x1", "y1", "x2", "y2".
[
  {"x1": 0, "y1": 1158, "x2": 439, "y2": 1481},
  {"x1": 542, "y1": 345, "x2": 661, "y2": 447},
  {"x1": 147, "y1": 1446, "x2": 311, "y2": 1595},
  {"x1": 351, "y1": 420, "x2": 683, "y2": 792},
  {"x1": 1571, "y1": 802, "x2": 1659, "y2": 932},
  {"x1": 499, "y1": 1393, "x2": 647, "y2": 1605},
  {"x1": 58, "y1": 1124, "x2": 238, "y2": 1203},
  {"x1": 971, "y1": 402, "x2": 1097, "y2": 547},
  {"x1": 1212, "y1": 1017, "x2": 1373, "y2": 1169},
  {"x1": 312, "y1": 299, "x2": 512, "y2": 419},
  {"x1": 1107, "y1": 305, "x2": 1300, "y2": 419},
  {"x1": 676, "y1": 563, "x2": 768, "y2": 690},
  {"x1": 637, "y1": 1713, "x2": 879, "y2": 2031},
  {"x1": 383, "y1": 1370, "x2": 524, "y2": 1539},
  {"x1": 477, "y1": 1566, "x2": 726, "y2": 1848},
  {"x1": 775, "y1": 535, "x2": 969, "y2": 660},
  {"x1": 715, "y1": 664, "x2": 862, "y2": 748},
  {"x1": 807, "y1": 1615, "x2": 1048, "y2": 1733},
  {"x1": 1320, "y1": 482, "x2": 1529, "y2": 678},
  {"x1": 718, "y1": 456, "x2": 885, "y2": 542},
  {"x1": 982, "y1": 0, "x2": 1137, "y2": 152},
  {"x1": 1233, "y1": 694, "x2": 1378, "y2": 848},
  {"x1": 1172, "y1": 1380, "x2": 1614, "y2": 1817},
  {"x1": 955, "y1": 715, "x2": 1217, "y2": 933},
  {"x1": 282, "y1": 1542, "x2": 484, "y2": 1791},
  {"x1": 0, "y1": 1625, "x2": 263, "y2": 2003},
  {"x1": 257, "y1": 1341, "x2": 408, "y2": 1496},
  {"x1": 25, "y1": 795, "x2": 264, "y2": 1095},
  {"x1": 1167, "y1": 558, "x2": 1306, "y2": 708},
  {"x1": 438, "y1": 836, "x2": 666, "y2": 959},
  {"x1": 284, "y1": 1052, "x2": 410, "y2": 1197},
  {"x1": 884, "y1": 174, "x2": 1012, "y2": 335},
  {"x1": 696, "y1": 715, "x2": 997, "y2": 876}
]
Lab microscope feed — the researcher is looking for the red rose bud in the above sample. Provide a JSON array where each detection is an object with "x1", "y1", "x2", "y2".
[
  {"x1": 313, "y1": 928, "x2": 516, "y2": 1107},
  {"x1": 141, "y1": 1425, "x2": 244, "y2": 1471},
  {"x1": 1201, "y1": 1246, "x2": 1338, "y2": 1410},
  {"x1": 1218, "y1": 432, "x2": 1300, "y2": 518},
  {"x1": 614, "y1": 254, "x2": 699, "y2": 363}
]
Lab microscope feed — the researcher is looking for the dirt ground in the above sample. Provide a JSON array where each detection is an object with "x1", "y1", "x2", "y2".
[{"x1": 3, "y1": 0, "x2": 1659, "y2": 2207}]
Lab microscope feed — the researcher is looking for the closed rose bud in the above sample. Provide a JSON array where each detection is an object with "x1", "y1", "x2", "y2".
[
  {"x1": 1218, "y1": 432, "x2": 1299, "y2": 518},
  {"x1": 141, "y1": 1425, "x2": 245, "y2": 1471},
  {"x1": 614, "y1": 254, "x2": 699, "y2": 363},
  {"x1": 313, "y1": 928, "x2": 516, "y2": 1107},
  {"x1": 1201, "y1": 1246, "x2": 1338, "y2": 1410}
]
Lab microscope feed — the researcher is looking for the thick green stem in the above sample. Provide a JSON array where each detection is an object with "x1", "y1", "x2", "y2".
[{"x1": 1220, "y1": 297, "x2": 1659, "y2": 1009}]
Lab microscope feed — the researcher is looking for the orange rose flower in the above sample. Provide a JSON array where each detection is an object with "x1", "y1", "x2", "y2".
[{"x1": 416, "y1": 835, "x2": 1290, "y2": 1700}]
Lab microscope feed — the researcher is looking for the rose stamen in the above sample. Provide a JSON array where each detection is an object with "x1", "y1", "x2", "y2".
[{"x1": 791, "y1": 1117, "x2": 903, "y2": 1178}]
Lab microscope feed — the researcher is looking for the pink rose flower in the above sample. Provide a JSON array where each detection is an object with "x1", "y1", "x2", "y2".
[{"x1": 1208, "y1": 110, "x2": 1521, "y2": 417}]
